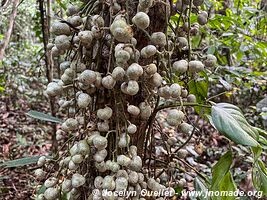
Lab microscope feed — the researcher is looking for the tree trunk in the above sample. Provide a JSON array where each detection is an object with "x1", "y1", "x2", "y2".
[{"x1": 0, "y1": 0, "x2": 20, "y2": 61}]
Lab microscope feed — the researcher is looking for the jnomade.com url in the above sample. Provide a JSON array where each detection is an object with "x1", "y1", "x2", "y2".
[{"x1": 181, "y1": 189, "x2": 263, "y2": 198}]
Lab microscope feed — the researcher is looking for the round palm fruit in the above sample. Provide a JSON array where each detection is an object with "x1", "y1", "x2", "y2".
[
  {"x1": 117, "y1": 155, "x2": 131, "y2": 167},
  {"x1": 128, "y1": 171, "x2": 139, "y2": 185},
  {"x1": 188, "y1": 60, "x2": 204, "y2": 72},
  {"x1": 77, "y1": 93, "x2": 92, "y2": 108},
  {"x1": 78, "y1": 31, "x2": 93, "y2": 46},
  {"x1": 112, "y1": 67, "x2": 125, "y2": 81},
  {"x1": 145, "y1": 63, "x2": 157, "y2": 75},
  {"x1": 35, "y1": 168, "x2": 46, "y2": 180},
  {"x1": 177, "y1": 37, "x2": 188, "y2": 49},
  {"x1": 129, "y1": 156, "x2": 142, "y2": 171},
  {"x1": 102, "y1": 75, "x2": 116, "y2": 89},
  {"x1": 197, "y1": 14, "x2": 208, "y2": 25},
  {"x1": 126, "y1": 63, "x2": 143, "y2": 80},
  {"x1": 110, "y1": 15, "x2": 133, "y2": 42},
  {"x1": 132, "y1": 12, "x2": 150, "y2": 29},
  {"x1": 71, "y1": 154, "x2": 83, "y2": 165},
  {"x1": 181, "y1": 88, "x2": 188, "y2": 97},
  {"x1": 51, "y1": 22, "x2": 71, "y2": 36},
  {"x1": 126, "y1": 80, "x2": 139, "y2": 95},
  {"x1": 158, "y1": 85, "x2": 171, "y2": 99},
  {"x1": 167, "y1": 137, "x2": 178, "y2": 146},
  {"x1": 129, "y1": 145, "x2": 138, "y2": 157},
  {"x1": 94, "y1": 176, "x2": 104, "y2": 189},
  {"x1": 91, "y1": 15, "x2": 105, "y2": 27},
  {"x1": 66, "y1": 5, "x2": 79, "y2": 16},
  {"x1": 118, "y1": 133, "x2": 130, "y2": 148},
  {"x1": 95, "y1": 161, "x2": 107, "y2": 172},
  {"x1": 106, "y1": 160, "x2": 120, "y2": 172},
  {"x1": 115, "y1": 177, "x2": 128, "y2": 191},
  {"x1": 166, "y1": 109, "x2": 185, "y2": 126},
  {"x1": 72, "y1": 173, "x2": 86, "y2": 188},
  {"x1": 139, "y1": 102, "x2": 152, "y2": 120},
  {"x1": 93, "y1": 135, "x2": 108, "y2": 150},
  {"x1": 97, "y1": 121, "x2": 109, "y2": 132},
  {"x1": 78, "y1": 69, "x2": 96, "y2": 85},
  {"x1": 169, "y1": 83, "x2": 181, "y2": 98},
  {"x1": 62, "y1": 179, "x2": 72, "y2": 193},
  {"x1": 127, "y1": 105, "x2": 140, "y2": 116},
  {"x1": 127, "y1": 124, "x2": 137, "y2": 134},
  {"x1": 120, "y1": 82, "x2": 128, "y2": 94},
  {"x1": 63, "y1": 118, "x2": 79, "y2": 131},
  {"x1": 94, "y1": 149, "x2": 108, "y2": 162},
  {"x1": 68, "y1": 16, "x2": 83, "y2": 27},
  {"x1": 44, "y1": 187, "x2": 59, "y2": 200},
  {"x1": 150, "y1": 72, "x2": 163, "y2": 87},
  {"x1": 102, "y1": 176, "x2": 116, "y2": 191},
  {"x1": 193, "y1": 0, "x2": 204, "y2": 6},
  {"x1": 204, "y1": 54, "x2": 217, "y2": 67},
  {"x1": 37, "y1": 156, "x2": 47, "y2": 167},
  {"x1": 141, "y1": 45, "x2": 157, "y2": 58},
  {"x1": 173, "y1": 60, "x2": 188, "y2": 73},
  {"x1": 46, "y1": 82, "x2": 62, "y2": 96},
  {"x1": 51, "y1": 46, "x2": 65, "y2": 57},
  {"x1": 187, "y1": 94, "x2": 197, "y2": 103},
  {"x1": 44, "y1": 177, "x2": 58, "y2": 188},
  {"x1": 78, "y1": 140, "x2": 90, "y2": 155},
  {"x1": 115, "y1": 49, "x2": 130, "y2": 64},
  {"x1": 60, "y1": 61, "x2": 70, "y2": 71},
  {"x1": 180, "y1": 122, "x2": 194, "y2": 134},
  {"x1": 151, "y1": 32, "x2": 167, "y2": 47},
  {"x1": 55, "y1": 35, "x2": 71, "y2": 50}
]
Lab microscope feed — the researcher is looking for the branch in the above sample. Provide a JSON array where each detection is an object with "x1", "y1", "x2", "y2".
[{"x1": 0, "y1": 0, "x2": 20, "y2": 60}]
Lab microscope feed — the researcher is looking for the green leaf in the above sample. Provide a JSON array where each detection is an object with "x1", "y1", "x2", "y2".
[
  {"x1": 193, "y1": 177, "x2": 210, "y2": 200},
  {"x1": 253, "y1": 160, "x2": 267, "y2": 196},
  {"x1": 0, "y1": 155, "x2": 50, "y2": 168},
  {"x1": 218, "y1": 172, "x2": 237, "y2": 200},
  {"x1": 211, "y1": 151, "x2": 233, "y2": 189},
  {"x1": 56, "y1": 0, "x2": 67, "y2": 10},
  {"x1": 188, "y1": 79, "x2": 209, "y2": 114},
  {"x1": 26, "y1": 110, "x2": 63, "y2": 123},
  {"x1": 210, "y1": 103, "x2": 259, "y2": 147}
]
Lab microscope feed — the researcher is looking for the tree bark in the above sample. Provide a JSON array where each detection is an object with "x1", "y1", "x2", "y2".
[
  {"x1": 39, "y1": 0, "x2": 58, "y2": 154},
  {"x1": 0, "y1": 0, "x2": 20, "y2": 61}
]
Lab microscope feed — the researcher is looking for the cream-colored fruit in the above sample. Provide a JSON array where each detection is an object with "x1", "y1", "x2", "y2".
[
  {"x1": 68, "y1": 16, "x2": 83, "y2": 27},
  {"x1": 93, "y1": 135, "x2": 108, "y2": 150},
  {"x1": 97, "y1": 106, "x2": 113, "y2": 120},
  {"x1": 102, "y1": 75, "x2": 116, "y2": 89},
  {"x1": 97, "y1": 121, "x2": 109, "y2": 132},
  {"x1": 112, "y1": 67, "x2": 125, "y2": 81},
  {"x1": 110, "y1": 15, "x2": 133, "y2": 42},
  {"x1": 94, "y1": 149, "x2": 108, "y2": 162},
  {"x1": 187, "y1": 94, "x2": 197, "y2": 103},
  {"x1": 139, "y1": 102, "x2": 152, "y2": 119},
  {"x1": 166, "y1": 109, "x2": 185, "y2": 126},
  {"x1": 144, "y1": 63, "x2": 157, "y2": 75},
  {"x1": 126, "y1": 80, "x2": 139, "y2": 95},
  {"x1": 44, "y1": 187, "x2": 59, "y2": 200},
  {"x1": 127, "y1": 105, "x2": 140, "y2": 116},
  {"x1": 94, "y1": 176, "x2": 104, "y2": 189},
  {"x1": 51, "y1": 22, "x2": 71, "y2": 36},
  {"x1": 102, "y1": 176, "x2": 116, "y2": 191},
  {"x1": 72, "y1": 173, "x2": 86, "y2": 188},
  {"x1": 35, "y1": 168, "x2": 46, "y2": 180},
  {"x1": 115, "y1": 177, "x2": 128, "y2": 191},
  {"x1": 77, "y1": 93, "x2": 92, "y2": 108},
  {"x1": 132, "y1": 12, "x2": 150, "y2": 29},
  {"x1": 169, "y1": 83, "x2": 182, "y2": 98},
  {"x1": 118, "y1": 133, "x2": 130, "y2": 148},
  {"x1": 126, "y1": 63, "x2": 143, "y2": 80},
  {"x1": 127, "y1": 124, "x2": 137, "y2": 134},
  {"x1": 62, "y1": 179, "x2": 72, "y2": 192},
  {"x1": 78, "y1": 70, "x2": 96, "y2": 85},
  {"x1": 117, "y1": 155, "x2": 131, "y2": 167},
  {"x1": 180, "y1": 122, "x2": 194, "y2": 134},
  {"x1": 173, "y1": 60, "x2": 188, "y2": 73},
  {"x1": 66, "y1": 5, "x2": 79, "y2": 16},
  {"x1": 188, "y1": 60, "x2": 204, "y2": 72},
  {"x1": 151, "y1": 32, "x2": 167, "y2": 47},
  {"x1": 55, "y1": 35, "x2": 71, "y2": 50},
  {"x1": 44, "y1": 177, "x2": 58, "y2": 188}
]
